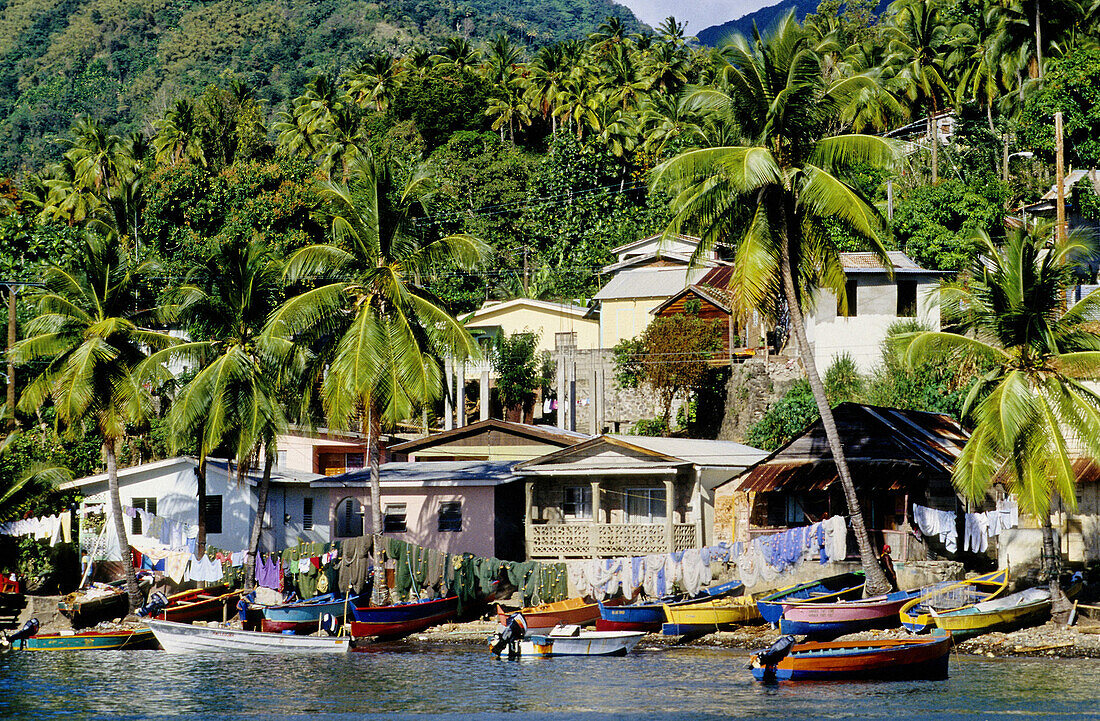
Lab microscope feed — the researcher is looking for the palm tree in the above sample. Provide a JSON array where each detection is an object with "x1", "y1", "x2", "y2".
[
  {"x1": 486, "y1": 81, "x2": 533, "y2": 144},
  {"x1": 886, "y1": 0, "x2": 951, "y2": 183},
  {"x1": 484, "y1": 34, "x2": 523, "y2": 85},
  {"x1": 64, "y1": 117, "x2": 130, "y2": 192},
  {"x1": 903, "y1": 223, "x2": 1100, "y2": 621},
  {"x1": 148, "y1": 240, "x2": 287, "y2": 571},
  {"x1": 349, "y1": 54, "x2": 399, "y2": 113},
  {"x1": 266, "y1": 152, "x2": 488, "y2": 602},
  {"x1": 14, "y1": 233, "x2": 174, "y2": 610},
  {"x1": 651, "y1": 14, "x2": 899, "y2": 594},
  {"x1": 433, "y1": 37, "x2": 481, "y2": 77},
  {"x1": 525, "y1": 44, "x2": 568, "y2": 134},
  {"x1": 153, "y1": 98, "x2": 207, "y2": 167}
]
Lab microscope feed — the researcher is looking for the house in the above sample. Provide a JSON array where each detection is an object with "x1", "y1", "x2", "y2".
[
  {"x1": 650, "y1": 266, "x2": 770, "y2": 358},
  {"x1": 275, "y1": 426, "x2": 403, "y2": 476},
  {"x1": 603, "y1": 233, "x2": 727, "y2": 275},
  {"x1": 389, "y1": 418, "x2": 590, "y2": 463},
  {"x1": 308, "y1": 460, "x2": 525, "y2": 560},
  {"x1": 63, "y1": 457, "x2": 324, "y2": 554},
  {"x1": 460, "y1": 298, "x2": 600, "y2": 354},
  {"x1": 806, "y1": 252, "x2": 943, "y2": 373},
  {"x1": 514, "y1": 435, "x2": 767, "y2": 559},
  {"x1": 715, "y1": 403, "x2": 971, "y2": 561}
]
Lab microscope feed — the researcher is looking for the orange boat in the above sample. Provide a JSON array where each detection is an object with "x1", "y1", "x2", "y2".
[
  {"x1": 155, "y1": 585, "x2": 243, "y2": 624},
  {"x1": 496, "y1": 597, "x2": 622, "y2": 633},
  {"x1": 749, "y1": 634, "x2": 953, "y2": 682}
]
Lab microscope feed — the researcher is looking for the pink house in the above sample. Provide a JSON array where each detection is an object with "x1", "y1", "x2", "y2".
[{"x1": 309, "y1": 460, "x2": 524, "y2": 560}]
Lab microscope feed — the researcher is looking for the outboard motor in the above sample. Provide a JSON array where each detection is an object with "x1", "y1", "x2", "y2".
[
  {"x1": 1, "y1": 618, "x2": 40, "y2": 651},
  {"x1": 319, "y1": 613, "x2": 340, "y2": 636},
  {"x1": 137, "y1": 591, "x2": 169, "y2": 618},
  {"x1": 751, "y1": 634, "x2": 797, "y2": 683},
  {"x1": 490, "y1": 612, "x2": 528, "y2": 659}
]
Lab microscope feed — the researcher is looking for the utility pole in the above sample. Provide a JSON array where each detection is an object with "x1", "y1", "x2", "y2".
[
  {"x1": 523, "y1": 246, "x2": 529, "y2": 297},
  {"x1": 1055, "y1": 111, "x2": 1067, "y2": 245},
  {"x1": 886, "y1": 179, "x2": 894, "y2": 220},
  {"x1": 0, "y1": 281, "x2": 42, "y2": 431}
]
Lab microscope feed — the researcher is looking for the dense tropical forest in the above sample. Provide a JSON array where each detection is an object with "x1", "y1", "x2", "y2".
[{"x1": 5, "y1": 0, "x2": 1100, "y2": 598}]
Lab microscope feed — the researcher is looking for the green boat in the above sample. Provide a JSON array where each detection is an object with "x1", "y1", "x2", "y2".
[{"x1": 19, "y1": 627, "x2": 158, "y2": 650}]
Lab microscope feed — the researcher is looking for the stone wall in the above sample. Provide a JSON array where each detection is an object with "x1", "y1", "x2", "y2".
[{"x1": 716, "y1": 357, "x2": 803, "y2": 443}]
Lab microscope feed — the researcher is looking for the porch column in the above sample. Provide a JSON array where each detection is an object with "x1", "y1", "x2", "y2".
[
  {"x1": 590, "y1": 479, "x2": 601, "y2": 559},
  {"x1": 567, "y1": 359, "x2": 576, "y2": 432},
  {"x1": 524, "y1": 480, "x2": 534, "y2": 560},
  {"x1": 444, "y1": 355, "x2": 454, "y2": 431},
  {"x1": 664, "y1": 479, "x2": 675, "y2": 552},
  {"x1": 556, "y1": 356, "x2": 566, "y2": 430},
  {"x1": 693, "y1": 476, "x2": 704, "y2": 548},
  {"x1": 479, "y1": 370, "x2": 490, "y2": 421},
  {"x1": 456, "y1": 359, "x2": 466, "y2": 428}
]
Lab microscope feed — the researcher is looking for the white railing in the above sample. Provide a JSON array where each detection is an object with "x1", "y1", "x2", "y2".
[{"x1": 529, "y1": 523, "x2": 698, "y2": 558}]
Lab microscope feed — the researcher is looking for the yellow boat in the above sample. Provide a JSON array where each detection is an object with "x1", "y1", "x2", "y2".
[
  {"x1": 662, "y1": 595, "x2": 761, "y2": 627},
  {"x1": 899, "y1": 569, "x2": 1008, "y2": 633},
  {"x1": 931, "y1": 587, "x2": 1049, "y2": 638}
]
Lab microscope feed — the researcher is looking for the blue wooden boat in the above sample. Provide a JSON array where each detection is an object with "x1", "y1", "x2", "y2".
[
  {"x1": 261, "y1": 592, "x2": 363, "y2": 634},
  {"x1": 756, "y1": 572, "x2": 865, "y2": 625},
  {"x1": 749, "y1": 633, "x2": 952, "y2": 682},
  {"x1": 349, "y1": 595, "x2": 459, "y2": 639},
  {"x1": 777, "y1": 588, "x2": 922, "y2": 638},
  {"x1": 596, "y1": 580, "x2": 744, "y2": 631}
]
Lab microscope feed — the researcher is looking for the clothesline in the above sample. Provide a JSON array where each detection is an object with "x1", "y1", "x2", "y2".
[
  {"x1": 913, "y1": 499, "x2": 1019, "y2": 554},
  {"x1": 569, "y1": 542, "x2": 736, "y2": 600},
  {"x1": 736, "y1": 516, "x2": 848, "y2": 587},
  {"x1": 0, "y1": 513, "x2": 73, "y2": 545}
]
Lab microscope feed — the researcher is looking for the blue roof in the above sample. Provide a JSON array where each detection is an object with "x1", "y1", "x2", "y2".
[{"x1": 312, "y1": 460, "x2": 519, "y2": 488}]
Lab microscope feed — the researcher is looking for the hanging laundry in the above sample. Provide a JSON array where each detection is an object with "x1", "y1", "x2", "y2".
[{"x1": 913, "y1": 504, "x2": 957, "y2": 553}]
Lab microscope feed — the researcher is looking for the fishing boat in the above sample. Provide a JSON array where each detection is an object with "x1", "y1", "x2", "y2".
[
  {"x1": 899, "y1": 569, "x2": 1009, "y2": 633},
  {"x1": 156, "y1": 585, "x2": 243, "y2": 624},
  {"x1": 661, "y1": 595, "x2": 761, "y2": 635},
  {"x1": 495, "y1": 596, "x2": 621, "y2": 634},
  {"x1": 748, "y1": 634, "x2": 953, "y2": 682},
  {"x1": 58, "y1": 583, "x2": 129, "y2": 627},
  {"x1": 2, "y1": 619, "x2": 159, "y2": 651},
  {"x1": 932, "y1": 587, "x2": 1052, "y2": 638},
  {"x1": 756, "y1": 572, "x2": 866, "y2": 625},
  {"x1": 146, "y1": 619, "x2": 350, "y2": 653},
  {"x1": 261, "y1": 592, "x2": 361, "y2": 634},
  {"x1": 596, "y1": 581, "x2": 746, "y2": 632},
  {"x1": 778, "y1": 589, "x2": 923, "y2": 638},
  {"x1": 349, "y1": 595, "x2": 459, "y2": 639},
  {"x1": 491, "y1": 615, "x2": 644, "y2": 658}
]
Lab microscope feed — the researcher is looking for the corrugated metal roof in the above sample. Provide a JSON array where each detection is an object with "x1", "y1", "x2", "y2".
[
  {"x1": 839, "y1": 251, "x2": 930, "y2": 273},
  {"x1": 728, "y1": 403, "x2": 970, "y2": 494},
  {"x1": 605, "y1": 435, "x2": 768, "y2": 467},
  {"x1": 314, "y1": 460, "x2": 519, "y2": 487},
  {"x1": 594, "y1": 267, "x2": 710, "y2": 300},
  {"x1": 389, "y1": 419, "x2": 590, "y2": 453}
]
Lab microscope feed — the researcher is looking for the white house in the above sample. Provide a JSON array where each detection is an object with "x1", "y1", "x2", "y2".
[
  {"x1": 806, "y1": 252, "x2": 943, "y2": 372},
  {"x1": 63, "y1": 457, "x2": 324, "y2": 554}
]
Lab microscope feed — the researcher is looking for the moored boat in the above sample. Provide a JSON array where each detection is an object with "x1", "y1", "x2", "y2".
[
  {"x1": 495, "y1": 596, "x2": 619, "y2": 634},
  {"x1": 157, "y1": 585, "x2": 243, "y2": 624},
  {"x1": 778, "y1": 589, "x2": 922, "y2": 638},
  {"x1": 261, "y1": 592, "x2": 362, "y2": 634},
  {"x1": 749, "y1": 634, "x2": 953, "y2": 682},
  {"x1": 2, "y1": 618, "x2": 158, "y2": 651},
  {"x1": 661, "y1": 594, "x2": 760, "y2": 634},
  {"x1": 349, "y1": 595, "x2": 459, "y2": 639},
  {"x1": 595, "y1": 580, "x2": 745, "y2": 632},
  {"x1": 899, "y1": 569, "x2": 1008, "y2": 633},
  {"x1": 756, "y1": 572, "x2": 866, "y2": 625},
  {"x1": 58, "y1": 584, "x2": 129, "y2": 627},
  {"x1": 491, "y1": 620, "x2": 644, "y2": 658},
  {"x1": 146, "y1": 619, "x2": 349, "y2": 653},
  {"x1": 932, "y1": 586, "x2": 1051, "y2": 638}
]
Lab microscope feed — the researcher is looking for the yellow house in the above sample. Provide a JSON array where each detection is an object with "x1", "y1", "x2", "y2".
[
  {"x1": 595, "y1": 266, "x2": 713, "y2": 347},
  {"x1": 461, "y1": 298, "x2": 600, "y2": 352}
]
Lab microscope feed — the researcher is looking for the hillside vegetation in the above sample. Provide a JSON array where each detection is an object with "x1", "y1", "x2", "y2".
[{"x1": 0, "y1": 0, "x2": 643, "y2": 172}]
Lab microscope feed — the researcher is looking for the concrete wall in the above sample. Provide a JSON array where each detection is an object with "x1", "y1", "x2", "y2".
[
  {"x1": 276, "y1": 433, "x2": 366, "y2": 474},
  {"x1": 807, "y1": 275, "x2": 940, "y2": 372},
  {"x1": 466, "y1": 303, "x2": 599, "y2": 352},
  {"x1": 260, "y1": 485, "x2": 329, "y2": 554},
  {"x1": 599, "y1": 297, "x2": 666, "y2": 348},
  {"x1": 315, "y1": 485, "x2": 500, "y2": 558}
]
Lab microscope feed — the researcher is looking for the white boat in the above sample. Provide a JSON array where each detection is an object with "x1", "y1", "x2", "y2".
[
  {"x1": 493, "y1": 624, "x2": 645, "y2": 658},
  {"x1": 146, "y1": 619, "x2": 350, "y2": 653}
]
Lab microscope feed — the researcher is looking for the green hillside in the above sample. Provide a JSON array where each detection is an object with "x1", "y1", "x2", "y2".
[{"x1": 0, "y1": 0, "x2": 643, "y2": 173}]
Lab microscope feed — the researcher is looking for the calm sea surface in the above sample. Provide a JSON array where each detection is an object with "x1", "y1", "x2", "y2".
[{"x1": 2, "y1": 645, "x2": 1099, "y2": 720}]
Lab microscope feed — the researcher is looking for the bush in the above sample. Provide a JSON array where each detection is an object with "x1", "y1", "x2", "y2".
[{"x1": 630, "y1": 418, "x2": 669, "y2": 437}]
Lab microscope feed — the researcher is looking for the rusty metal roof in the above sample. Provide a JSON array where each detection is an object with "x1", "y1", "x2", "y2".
[
  {"x1": 839, "y1": 251, "x2": 930, "y2": 272},
  {"x1": 726, "y1": 403, "x2": 970, "y2": 494}
]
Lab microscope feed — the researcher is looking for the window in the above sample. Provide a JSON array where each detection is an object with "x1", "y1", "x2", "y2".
[
  {"x1": 276, "y1": 450, "x2": 288, "y2": 468},
  {"x1": 345, "y1": 453, "x2": 365, "y2": 470},
  {"x1": 303, "y1": 497, "x2": 314, "y2": 531},
  {"x1": 625, "y1": 488, "x2": 667, "y2": 524},
  {"x1": 785, "y1": 495, "x2": 805, "y2": 524},
  {"x1": 897, "y1": 280, "x2": 917, "y2": 317},
  {"x1": 383, "y1": 503, "x2": 408, "y2": 533},
  {"x1": 131, "y1": 498, "x2": 157, "y2": 535},
  {"x1": 335, "y1": 498, "x2": 364, "y2": 537},
  {"x1": 203, "y1": 495, "x2": 223, "y2": 535},
  {"x1": 562, "y1": 486, "x2": 592, "y2": 519},
  {"x1": 838, "y1": 279, "x2": 858, "y2": 317},
  {"x1": 438, "y1": 501, "x2": 462, "y2": 532}
]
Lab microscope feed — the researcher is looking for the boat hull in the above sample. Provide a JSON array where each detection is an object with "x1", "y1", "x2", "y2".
[
  {"x1": 21, "y1": 628, "x2": 158, "y2": 650},
  {"x1": 350, "y1": 596, "x2": 458, "y2": 639},
  {"x1": 147, "y1": 619, "x2": 349, "y2": 653},
  {"x1": 933, "y1": 587, "x2": 1051, "y2": 638},
  {"x1": 496, "y1": 597, "x2": 617, "y2": 634},
  {"x1": 662, "y1": 595, "x2": 760, "y2": 629},
  {"x1": 756, "y1": 573, "x2": 866, "y2": 625},
  {"x1": 158, "y1": 587, "x2": 242, "y2": 624},
  {"x1": 750, "y1": 636, "x2": 952, "y2": 682},
  {"x1": 778, "y1": 590, "x2": 921, "y2": 638},
  {"x1": 899, "y1": 569, "x2": 1009, "y2": 633},
  {"x1": 506, "y1": 631, "x2": 645, "y2": 657},
  {"x1": 261, "y1": 593, "x2": 360, "y2": 635}
]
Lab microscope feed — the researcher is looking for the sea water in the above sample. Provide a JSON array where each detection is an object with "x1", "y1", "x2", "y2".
[{"x1": 1, "y1": 645, "x2": 1098, "y2": 720}]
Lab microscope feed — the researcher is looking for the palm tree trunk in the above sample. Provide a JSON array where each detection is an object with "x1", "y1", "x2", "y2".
[
  {"x1": 1034, "y1": 2, "x2": 1042, "y2": 82},
  {"x1": 367, "y1": 400, "x2": 387, "y2": 605},
  {"x1": 196, "y1": 453, "x2": 207, "y2": 554},
  {"x1": 777, "y1": 222, "x2": 893, "y2": 595},
  {"x1": 244, "y1": 449, "x2": 274, "y2": 589},
  {"x1": 929, "y1": 111, "x2": 939, "y2": 184},
  {"x1": 105, "y1": 440, "x2": 142, "y2": 611},
  {"x1": 1041, "y1": 512, "x2": 1072, "y2": 622}
]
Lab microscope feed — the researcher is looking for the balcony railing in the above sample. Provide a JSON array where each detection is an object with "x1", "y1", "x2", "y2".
[{"x1": 528, "y1": 522, "x2": 698, "y2": 558}]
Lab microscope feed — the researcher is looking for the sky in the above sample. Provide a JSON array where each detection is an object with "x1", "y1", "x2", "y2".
[{"x1": 613, "y1": 0, "x2": 774, "y2": 33}]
